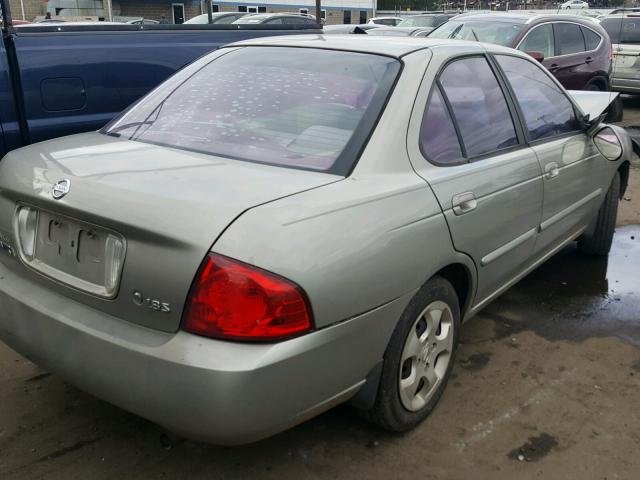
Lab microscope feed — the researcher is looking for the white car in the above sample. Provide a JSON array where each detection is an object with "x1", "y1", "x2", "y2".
[
  {"x1": 368, "y1": 16, "x2": 402, "y2": 26},
  {"x1": 560, "y1": 0, "x2": 589, "y2": 9}
]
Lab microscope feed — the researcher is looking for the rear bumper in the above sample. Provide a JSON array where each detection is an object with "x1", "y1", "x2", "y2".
[{"x1": 0, "y1": 259, "x2": 409, "y2": 445}]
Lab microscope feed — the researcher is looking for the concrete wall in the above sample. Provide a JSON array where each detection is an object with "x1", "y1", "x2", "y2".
[
  {"x1": 8, "y1": 0, "x2": 47, "y2": 21},
  {"x1": 118, "y1": 0, "x2": 201, "y2": 22},
  {"x1": 5, "y1": 0, "x2": 371, "y2": 24},
  {"x1": 217, "y1": 4, "x2": 371, "y2": 24}
]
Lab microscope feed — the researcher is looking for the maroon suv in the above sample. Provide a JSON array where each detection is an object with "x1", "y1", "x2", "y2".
[{"x1": 429, "y1": 13, "x2": 612, "y2": 91}]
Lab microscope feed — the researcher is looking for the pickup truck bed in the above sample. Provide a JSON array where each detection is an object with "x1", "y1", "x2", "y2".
[{"x1": 0, "y1": 24, "x2": 321, "y2": 157}]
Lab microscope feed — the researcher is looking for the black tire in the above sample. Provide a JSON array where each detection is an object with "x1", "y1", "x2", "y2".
[
  {"x1": 585, "y1": 83, "x2": 602, "y2": 91},
  {"x1": 578, "y1": 172, "x2": 620, "y2": 256},
  {"x1": 363, "y1": 276, "x2": 460, "y2": 432}
]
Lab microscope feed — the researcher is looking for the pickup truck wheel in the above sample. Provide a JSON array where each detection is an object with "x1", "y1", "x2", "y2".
[
  {"x1": 578, "y1": 172, "x2": 620, "y2": 256},
  {"x1": 364, "y1": 277, "x2": 460, "y2": 432}
]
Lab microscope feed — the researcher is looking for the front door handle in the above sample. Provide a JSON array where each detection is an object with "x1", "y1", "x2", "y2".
[
  {"x1": 585, "y1": 56, "x2": 593, "y2": 64},
  {"x1": 545, "y1": 162, "x2": 560, "y2": 180},
  {"x1": 548, "y1": 63, "x2": 559, "y2": 72},
  {"x1": 452, "y1": 192, "x2": 477, "y2": 216}
]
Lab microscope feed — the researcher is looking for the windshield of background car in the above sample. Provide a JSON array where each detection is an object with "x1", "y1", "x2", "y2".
[
  {"x1": 103, "y1": 47, "x2": 400, "y2": 174},
  {"x1": 429, "y1": 20, "x2": 524, "y2": 46},
  {"x1": 398, "y1": 16, "x2": 440, "y2": 27}
]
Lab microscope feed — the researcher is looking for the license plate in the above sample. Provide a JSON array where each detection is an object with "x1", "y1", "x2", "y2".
[{"x1": 23, "y1": 208, "x2": 125, "y2": 298}]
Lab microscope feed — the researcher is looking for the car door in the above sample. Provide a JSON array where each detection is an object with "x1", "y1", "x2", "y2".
[
  {"x1": 407, "y1": 54, "x2": 544, "y2": 305},
  {"x1": 495, "y1": 54, "x2": 605, "y2": 257},
  {"x1": 549, "y1": 22, "x2": 588, "y2": 89}
]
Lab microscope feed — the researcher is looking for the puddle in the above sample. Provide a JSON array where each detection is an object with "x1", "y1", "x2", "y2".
[
  {"x1": 507, "y1": 433, "x2": 559, "y2": 462},
  {"x1": 481, "y1": 225, "x2": 640, "y2": 347}
]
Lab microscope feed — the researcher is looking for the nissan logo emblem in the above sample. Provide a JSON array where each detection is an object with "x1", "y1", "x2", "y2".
[{"x1": 52, "y1": 179, "x2": 71, "y2": 200}]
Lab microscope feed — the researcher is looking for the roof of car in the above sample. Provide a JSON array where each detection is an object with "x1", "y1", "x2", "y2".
[
  {"x1": 451, "y1": 12, "x2": 596, "y2": 24},
  {"x1": 240, "y1": 13, "x2": 310, "y2": 19},
  {"x1": 228, "y1": 34, "x2": 516, "y2": 58}
]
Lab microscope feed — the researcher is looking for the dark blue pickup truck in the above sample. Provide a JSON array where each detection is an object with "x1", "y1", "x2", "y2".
[{"x1": 0, "y1": 2, "x2": 320, "y2": 157}]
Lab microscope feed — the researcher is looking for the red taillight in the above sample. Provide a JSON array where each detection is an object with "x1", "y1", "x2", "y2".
[{"x1": 183, "y1": 253, "x2": 313, "y2": 341}]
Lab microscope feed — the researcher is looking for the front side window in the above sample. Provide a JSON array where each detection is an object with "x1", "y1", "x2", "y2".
[
  {"x1": 518, "y1": 24, "x2": 555, "y2": 59},
  {"x1": 439, "y1": 57, "x2": 518, "y2": 158},
  {"x1": 496, "y1": 55, "x2": 581, "y2": 141},
  {"x1": 103, "y1": 47, "x2": 400, "y2": 174},
  {"x1": 420, "y1": 87, "x2": 463, "y2": 164},
  {"x1": 554, "y1": 23, "x2": 585, "y2": 55},
  {"x1": 215, "y1": 14, "x2": 240, "y2": 24}
]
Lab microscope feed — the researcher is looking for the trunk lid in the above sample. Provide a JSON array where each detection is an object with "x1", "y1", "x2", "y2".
[{"x1": 0, "y1": 132, "x2": 340, "y2": 332}]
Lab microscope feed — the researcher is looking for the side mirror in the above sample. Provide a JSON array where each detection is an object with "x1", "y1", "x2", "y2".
[
  {"x1": 593, "y1": 126, "x2": 623, "y2": 161},
  {"x1": 526, "y1": 51, "x2": 545, "y2": 63}
]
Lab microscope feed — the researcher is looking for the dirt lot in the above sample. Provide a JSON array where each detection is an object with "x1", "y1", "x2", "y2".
[{"x1": 1, "y1": 102, "x2": 639, "y2": 480}]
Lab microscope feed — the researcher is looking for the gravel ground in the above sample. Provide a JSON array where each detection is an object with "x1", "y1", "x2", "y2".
[{"x1": 0, "y1": 101, "x2": 639, "y2": 480}]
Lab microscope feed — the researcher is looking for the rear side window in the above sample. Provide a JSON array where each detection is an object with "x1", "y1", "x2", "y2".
[
  {"x1": 581, "y1": 27, "x2": 601, "y2": 51},
  {"x1": 554, "y1": 23, "x2": 585, "y2": 55},
  {"x1": 519, "y1": 23, "x2": 555, "y2": 59},
  {"x1": 600, "y1": 18, "x2": 640, "y2": 44},
  {"x1": 103, "y1": 47, "x2": 400, "y2": 174},
  {"x1": 600, "y1": 18, "x2": 624, "y2": 43},
  {"x1": 439, "y1": 57, "x2": 518, "y2": 158},
  {"x1": 621, "y1": 19, "x2": 640, "y2": 44},
  {"x1": 420, "y1": 87, "x2": 463, "y2": 164},
  {"x1": 496, "y1": 55, "x2": 581, "y2": 141}
]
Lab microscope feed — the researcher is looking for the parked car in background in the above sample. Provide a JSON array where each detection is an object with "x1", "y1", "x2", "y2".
[
  {"x1": 185, "y1": 12, "x2": 247, "y2": 24},
  {"x1": 233, "y1": 13, "x2": 318, "y2": 25},
  {"x1": 397, "y1": 13, "x2": 455, "y2": 28},
  {"x1": 322, "y1": 24, "x2": 382, "y2": 33},
  {"x1": 367, "y1": 16, "x2": 402, "y2": 26},
  {"x1": 366, "y1": 26, "x2": 434, "y2": 37},
  {"x1": 608, "y1": 8, "x2": 640, "y2": 14},
  {"x1": 0, "y1": 18, "x2": 320, "y2": 159},
  {"x1": 0, "y1": 35, "x2": 631, "y2": 446},
  {"x1": 600, "y1": 15, "x2": 640, "y2": 94},
  {"x1": 560, "y1": 0, "x2": 589, "y2": 9},
  {"x1": 429, "y1": 14, "x2": 612, "y2": 92},
  {"x1": 126, "y1": 18, "x2": 159, "y2": 25}
]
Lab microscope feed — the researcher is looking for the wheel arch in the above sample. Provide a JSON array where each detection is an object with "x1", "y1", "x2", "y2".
[{"x1": 435, "y1": 262, "x2": 474, "y2": 320}]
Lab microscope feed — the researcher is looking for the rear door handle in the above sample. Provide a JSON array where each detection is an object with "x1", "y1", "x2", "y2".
[
  {"x1": 545, "y1": 162, "x2": 559, "y2": 179},
  {"x1": 548, "y1": 63, "x2": 559, "y2": 72},
  {"x1": 585, "y1": 56, "x2": 593, "y2": 64},
  {"x1": 452, "y1": 192, "x2": 477, "y2": 216}
]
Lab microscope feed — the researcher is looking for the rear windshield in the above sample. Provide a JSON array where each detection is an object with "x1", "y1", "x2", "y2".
[
  {"x1": 429, "y1": 20, "x2": 524, "y2": 46},
  {"x1": 398, "y1": 16, "x2": 441, "y2": 27},
  {"x1": 601, "y1": 17, "x2": 640, "y2": 44},
  {"x1": 103, "y1": 47, "x2": 400, "y2": 174}
]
